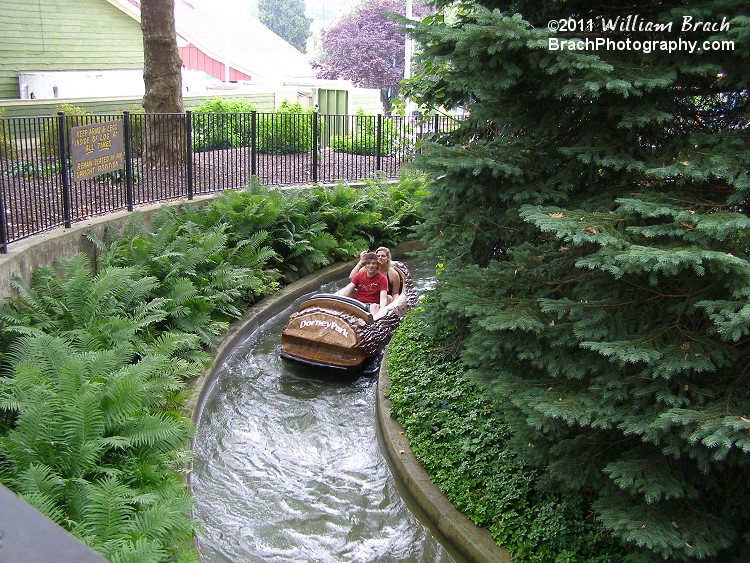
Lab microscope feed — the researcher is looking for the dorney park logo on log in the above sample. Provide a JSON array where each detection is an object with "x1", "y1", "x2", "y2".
[{"x1": 299, "y1": 318, "x2": 349, "y2": 339}]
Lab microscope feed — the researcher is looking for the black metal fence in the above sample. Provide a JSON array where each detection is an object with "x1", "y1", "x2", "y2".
[{"x1": 0, "y1": 111, "x2": 458, "y2": 253}]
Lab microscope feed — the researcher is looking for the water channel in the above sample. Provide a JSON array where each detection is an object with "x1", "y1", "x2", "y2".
[{"x1": 191, "y1": 258, "x2": 458, "y2": 562}]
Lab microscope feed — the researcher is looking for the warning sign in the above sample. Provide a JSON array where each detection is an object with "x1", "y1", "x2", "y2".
[{"x1": 70, "y1": 120, "x2": 125, "y2": 182}]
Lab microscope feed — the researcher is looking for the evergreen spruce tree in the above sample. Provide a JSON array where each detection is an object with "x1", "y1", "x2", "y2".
[{"x1": 405, "y1": 0, "x2": 750, "y2": 559}]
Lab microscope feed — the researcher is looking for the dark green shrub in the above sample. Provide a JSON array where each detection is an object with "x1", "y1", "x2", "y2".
[
  {"x1": 190, "y1": 98, "x2": 313, "y2": 154},
  {"x1": 191, "y1": 97, "x2": 257, "y2": 152},
  {"x1": 38, "y1": 103, "x2": 89, "y2": 158},
  {"x1": 329, "y1": 110, "x2": 409, "y2": 156},
  {"x1": 257, "y1": 100, "x2": 313, "y2": 154},
  {"x1": 37, "y1": 104, "x2": 89, "y2": 158}
]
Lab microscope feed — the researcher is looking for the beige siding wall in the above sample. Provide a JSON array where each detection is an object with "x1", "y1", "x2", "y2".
[
  {"x1": 350, "y1": 89, "x2": 383, "y2": 115},
  {"x1": 0, "y1": 93, "x2": 277, "y2": 118},
  {"x1": 0, "y1": 0, "x2": 144, "y2": 99}
]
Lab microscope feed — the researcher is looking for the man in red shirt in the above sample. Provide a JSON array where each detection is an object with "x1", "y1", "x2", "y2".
[{"x1": 336, "y1": 252, "x2": 388, "y2": 314}]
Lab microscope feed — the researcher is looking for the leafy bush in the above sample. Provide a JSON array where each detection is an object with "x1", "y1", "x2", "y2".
[
  {"x1": 257, "y1": 100, "x2": 313, "y2": 154},
  {"x1": 191, "y1": 97, "x2": 258, "y2": 152},
  {"x1": 179, "y1": 176, "x2": 428, "y2": 279},
  {"x1": 329, "y1": 109, "x2": 408, "y2": 156},
  {"x1": 386, "y1": 313, "x2": 639, "y2": 562},
  {"x1": 362, "y1": 169, "x2": 429, "y2": 240},
  {"x1": 92, "y1": 209, "x2": 280, "y2": 343},
  {"x1": 39, "y1": 103, "x2": 89, "y2": 158},
  {"x1": 2, "y1": 160, "x2": 59, "y2": 179},
  {"x1": 190, "y1": 98, "x2": 314, "y2": 154}
]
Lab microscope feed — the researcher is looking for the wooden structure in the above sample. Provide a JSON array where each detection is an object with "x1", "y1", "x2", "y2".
[{"x1": 280, "y1": 262, "x2": 417, "y2": 373}]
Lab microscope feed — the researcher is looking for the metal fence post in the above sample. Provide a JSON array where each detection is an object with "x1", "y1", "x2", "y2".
[
  {"x1": 186, "y1": 110, "x2": 194, "y2": 200},
  {"x1": 57, "y1": 111, "x2": 72, "y2": 228},
  {"x1": 312, "y1": 111, "x2": 318, "y2": 184},
  {"x1": 376, "y1": 114, "x2": 383, "y2": 171},
  {"x1": 251, "y1": 110, "x2": 257, "y2": 178},
  {"x1": 434, "y1": 113, "x2": 440, "y2": 137},
  {"x1": 0, "y1": 196, "x2": 6, "y2": 255},
  {"x1": 123, "y1": 111, "x2": 134, "y2": 212}
]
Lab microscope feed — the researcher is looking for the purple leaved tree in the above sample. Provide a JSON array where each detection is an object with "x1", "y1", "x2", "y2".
[{"x1": 313, "y1": 0, "x2": 430, "y2": 112}]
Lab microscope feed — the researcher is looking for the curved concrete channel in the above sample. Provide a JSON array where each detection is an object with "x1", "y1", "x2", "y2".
[{"x1": 188, "y1": 244, "x2": 510, "y2": 562}]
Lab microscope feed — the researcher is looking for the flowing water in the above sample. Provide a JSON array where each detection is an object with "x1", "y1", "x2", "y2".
[{"x1": 191, "y1": 259, "x2": 457, "y2": 562}]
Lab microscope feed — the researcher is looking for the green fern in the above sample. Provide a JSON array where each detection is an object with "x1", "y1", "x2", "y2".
[
  {"x1": 12, "y1": 464, "x2": 66, "y2": 523},
  {"x1": 0, "y1": 332, "x2": 197, "y2": 560},
  {"x1": 81, "y1": 476, "x2": 136, "y2": 545}
]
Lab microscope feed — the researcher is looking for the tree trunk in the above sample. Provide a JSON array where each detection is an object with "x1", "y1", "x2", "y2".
[{"x1": 140, "y1": 0, "x2": 185, "y2": 166}]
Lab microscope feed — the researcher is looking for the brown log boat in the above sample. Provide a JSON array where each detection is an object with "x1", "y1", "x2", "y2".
[{"x1": 280, "y1": 261, "x2": 418, "y2": 374}]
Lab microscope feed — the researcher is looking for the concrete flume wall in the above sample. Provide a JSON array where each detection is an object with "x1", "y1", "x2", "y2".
[{"x1": 0, "y1": 196, "x2": 216, "y2": 301}]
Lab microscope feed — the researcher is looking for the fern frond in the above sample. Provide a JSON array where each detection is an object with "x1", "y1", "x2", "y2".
[
  {"x1": 14, "y1": 463, "x2": 65, "y2": 505},
  {"x1": 130, "y1": 298, "x2": 169, "y2": 330},
  {"x1": 117, "y1": 412, "x2": 193, "y2": 452},
  {"x1": 164, "y1": 278, "x2": 199, "y2": 310},
  {"x1": 81, "y1": 476, "x2": 136, "y2": 545},
  {"x1": 102, "y1": 537, "x2": 165, "y2": 563},
  {"x1": 59, "y1": 390, "x2": 107, "y2": 478},
  {"x1": 18, "y1": 490, "x2": 66, "y2": 525},
  {"x1": 84, "y1": 228, "x2": 108, "y2": 251},
  {"x1": 8, "y1": 334, "x2": 75, "y2": 378},
  {"x1": 127, "y1": 491, "x2": 194, "y2": 542},
  {"x1": 1, "y1": 385, "x2": 61, "y2": 470},
  {"x1": 55, "y1": 253, "x2": 92, "y2": 283},
  {"x1": 138, "y1": 332, "x2": 202, "y2": 359},
  {"x1": 6, "y1": 275, "x2": 57, "y2": 332},
  {"x1": 100, "y1": 375, "x2": 144, "y2": 428}
]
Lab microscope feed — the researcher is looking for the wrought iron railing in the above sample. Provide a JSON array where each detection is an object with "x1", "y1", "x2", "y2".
[{"x1": 0, "y1": 111, "x2": 458, "y2": 253}]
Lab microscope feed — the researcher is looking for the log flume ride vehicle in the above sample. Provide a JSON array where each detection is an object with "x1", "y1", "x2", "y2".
[{"x1": 280, "y1": 261, "x2": 418, "y2": 374}]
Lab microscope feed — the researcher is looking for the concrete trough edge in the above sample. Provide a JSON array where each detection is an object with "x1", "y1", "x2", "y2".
[{"x1": 376, "y1": 354, "x2": 513, "y2": 563}]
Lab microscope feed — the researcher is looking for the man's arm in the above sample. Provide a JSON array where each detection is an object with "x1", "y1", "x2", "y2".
[
  {"x1": 349, "y1": 251, "x2": 367, "y2": 280},
  {"x1": 379, "y1": 289, "x2": 388, "y2": 310},
  {"x1": 336, "y1": 282, "x2": 356, "y2": 298}
]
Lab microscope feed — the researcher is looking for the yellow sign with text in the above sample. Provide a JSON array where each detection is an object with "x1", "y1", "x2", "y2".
[{"x1": 70, "y1": 120, "x2": 125, "y2": 182}]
